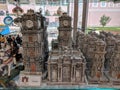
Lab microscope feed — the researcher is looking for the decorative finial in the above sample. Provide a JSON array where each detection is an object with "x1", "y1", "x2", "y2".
[
  {"x1": 62, "y1": 12, "x2": 67, "y2": 17},
  {"x1": 39, "y1": 8, "x2": 42, "y2": 14},
  {"x1": 27, "y1": 9, "x2": 34, "y2": 14}
]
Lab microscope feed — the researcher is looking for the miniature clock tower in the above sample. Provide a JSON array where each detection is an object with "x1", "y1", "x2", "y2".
[
  {"x1": 20, "y1": 9, "x2": 45, "y2": 72},
  {"x1": 58, "y1": 12, "x2": 72, "y2": 48},
  {"x1": 14, "y1": 9, "x2": 48, "y2": 87},
  {"x1": 48, "y1": 13, "x2": 86, "y2": 85}
]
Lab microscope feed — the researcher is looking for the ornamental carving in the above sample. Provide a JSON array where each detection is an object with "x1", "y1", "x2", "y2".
[
  {"x1": 52, "y1": 64, "x2": 58, "y2": 70},
  {"x1": 76, "y1": 64, "x2": 82, "y2": 69}
]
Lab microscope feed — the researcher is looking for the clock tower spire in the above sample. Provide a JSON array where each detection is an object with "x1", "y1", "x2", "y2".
[{"x1": 58, "y1": 12, "x2": 72, "y2": 48}]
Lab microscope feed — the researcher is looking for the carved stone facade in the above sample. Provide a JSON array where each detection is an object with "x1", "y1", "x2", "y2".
[
  {"x1": 104, "y1": 36, "x2": 116, "y2": 70},
  {"x1": 109, "y1": 40, "x2": 120, "y2": 84},
  {"x1": 14, "y1": 9, "x2": 48, "y2": 86},
  {"x1": 76, "y1": 31, "x2": 120, "y2": 85},
  {"x1": 48, "y1": 13, "x2": 86, "y2": 85},
  {"x1": 48, "y1": 49, "x2": 85, "y2": 84},
  {"x1": 88, "y1": 39, "x2": 107, "y2": 83},
  {"x1": 76, "y1": 32, "x2": 106, "y2": 84}
]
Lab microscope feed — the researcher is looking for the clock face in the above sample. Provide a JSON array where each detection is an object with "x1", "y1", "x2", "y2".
[
  {"x1": 26, "y1": 20, "x2": 33, "y2": 28},
  {"x1": 63, "y1": 20, "x2": 69, "y2": 26}
]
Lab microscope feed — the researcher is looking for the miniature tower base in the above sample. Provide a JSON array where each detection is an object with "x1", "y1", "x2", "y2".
[
  {"x1": 87, "y1": 74, "x2": 109, "y2": 84},
  {"x1": 19, "y1": 71, "x2": 42, "y2": 87},
  {"x1": 105, "y1": 72, "x2": 120, "y2": 85}
]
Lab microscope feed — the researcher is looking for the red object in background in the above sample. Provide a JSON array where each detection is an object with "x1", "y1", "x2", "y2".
[{"x1": 12, "y1": 6, "x2": 24, "y2": 14}]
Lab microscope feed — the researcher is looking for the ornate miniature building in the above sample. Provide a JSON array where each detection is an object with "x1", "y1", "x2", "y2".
[
  {"x1": 76, "y1": 31, "x2": 109, "y2": 84},
  {"x1": 104, "y1": 36, "x2": 116, "y2": 70},
  {"x1": 48, "y1": 13, "x2": 86, "y2": 85},
  {"x1": 14, "y1": 9, "x2": 48, "y2": 86},
  {"x1": 109, "y1": 40, "x2": 120, "y2": 85},
  {"x1": 87, "y1": 39, "x2": 108, "y2": 83}
]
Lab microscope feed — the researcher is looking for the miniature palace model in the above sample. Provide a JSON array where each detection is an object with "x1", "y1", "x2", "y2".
[
  {"x1": 3, "y1": 9, "x2": 119, "y2": 87},
  {"x1": 47, "y1": 13, "x2": 86, "y2": 85}
]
